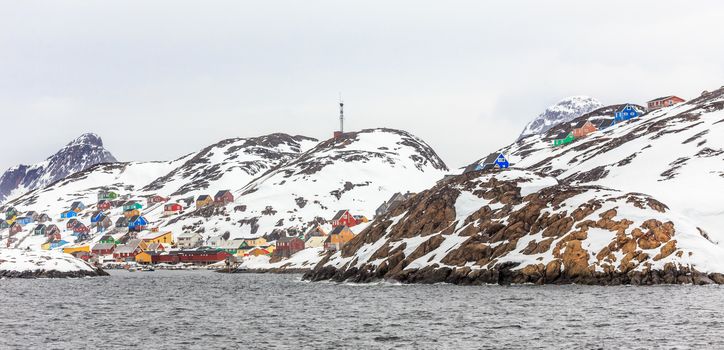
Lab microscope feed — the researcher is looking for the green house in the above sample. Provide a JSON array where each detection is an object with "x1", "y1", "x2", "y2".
[
  {"x1": 98, "y1": 190, "x2": 119, "y2": 201},
  {"x1": 99, "y1": 235, "x2": 118, "y2": 244},
  {"x1": 122, "y1": 201, "x2": 143, "y2": 211},
  {"x1": 552, "y1": 132, "x2": 575, "y2": 147}
]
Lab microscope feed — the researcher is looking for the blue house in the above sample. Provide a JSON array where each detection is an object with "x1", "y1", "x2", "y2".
[
  {"x1": 91, "y1": 211, "x2": 106, "y2": 223},
  {"x1": 613, "y1": 104, "x2": 642, "y2": 124},
  {"x1": 60, "y1": 211, "x2": 77, "y2": 219},
  {"x1": 15, "y1": 216, "x2": 33, "y2": 226},
  {"x1": 128, "y1": 215, "x2": 149, "y2": 231},
  {"x1": 463, "y1": 153, "x2": 510, "y2": 173},
  {"x1": 49, "y1": 240, "x2": 69, "y2": 249}
]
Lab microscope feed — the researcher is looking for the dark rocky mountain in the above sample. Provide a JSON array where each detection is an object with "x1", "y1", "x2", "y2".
[
  {"x1": 519, "y1": 96, "x2": 603, "y2": 139},
  {"x1": 0, "y1": 133, "x2": 117, "y2": 203}
]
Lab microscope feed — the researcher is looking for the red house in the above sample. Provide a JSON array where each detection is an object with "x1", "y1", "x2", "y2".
[
  {"x1": 274, "y1": 236, "x2": 305, "y2": 258},
  {"x1": 163, "y1": 203, "x2": 183, "y2": 216},
  {"x1": 66, "y1": 219, "x2": 79, "y2": 230},
  {"x1": 73, "y1": 222, "x2": 90, "y2": 234},
  {"x1": 177, "y1": 249, "x2": 231, "y2": 264},
  {"x1": 97, "y1": 200, "x2": 113, "y2": 210},
  {"x1": 330, "y1": 210, "x2": 359, "y2": 228},
  {"x1": 91, "y1": 242, "x2": 115, "y2": 256},
  {"x1": 45, "y1": 224, "x2": 61, "y2": 237},
  {"x1": 647, "y1": 96, "x2": 685, "y2": 111},
  {"x1": 214, "y1": 190, "x2": 234, "y2": 206},
  {"x1": 9, "y1": 222, "x2": 22, "y2": 235}
]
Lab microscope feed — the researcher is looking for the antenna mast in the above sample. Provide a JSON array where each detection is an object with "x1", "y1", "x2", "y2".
[{"x1": 339, "y1": 93, "x2": 344, "y2": 133}]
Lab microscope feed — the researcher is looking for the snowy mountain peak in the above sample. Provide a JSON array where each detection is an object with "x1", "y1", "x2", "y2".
[
  {"x1": 519, "y1": 96, "x2": 603, "y2": 139},
  {"x1": 0, "y1": 133, "x2": 117, "y2": 203},
  {"x1": 65, "y1": 133, "x2": 104, "y2": 148}
]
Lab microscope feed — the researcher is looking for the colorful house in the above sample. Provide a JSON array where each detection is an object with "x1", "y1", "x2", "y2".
[
  {"x1": 24, "y1": 211, "x2": 39, "y2": 221},
  {"x1": 141, "y1": 231, "x2": 173, "y2": 245},
  {"x1": 465, "y1": 153, "x2": 510, "y2": 173},
  {"x1": 613, "y1": 104, "x2": 643, "y2": 124},
  {"x1": 145, "y1": 242, "x2": 166, "y2": 252},
  {"x1": 122, "y1": 201, "x2": 143, "y2": 211},
  {"x1": 98, "y1": 190, "x2": 119, "y2": 201},
  {"x1": 91, "y1": 211, "x2": 107, "y2": 223},
  {"x1": 163, "y1": 203, "x2": 183, "y2": 216},
  {"x1": 113, "y1": 239, "x2": 146, "y2": 261},
  {"x1": 572, "y1": 120, "x2": 598, "y2": 138},
  {"x1": 330, "y1": 210, "x2": 359, "y2": 228},
  {"x1": 243, "y1": 237, "x2": 268, "y2": 248},
  {"x1": 247, "y1": 247, "x2": 271, "y2": 257},
  {"x1": 37, "y1": 213, "x2": 51, "y2": 223},
  {"x1": 61, "y1": 211, "x2": 77, "y2": 219},
  {"x1": 33, "y1": 224, "x2": 46, "y2": 236},
  {"x1": 274, "y1": 236, "x2": 305, "y2": 258},
  {"x1": 97, "y1": 200, "x2": 113, "y2": 211},
  {"x1": 324, "y1": 225, "x2": 355, "y2": 251},
  {"x1": 70, "y1": 201, "x2": 86, "y2": 212},
  {"x1": 91, "y1": 242, "x2": 116, "y2": 256},
  {"x1": 196, "y1": 195, "x2": 213, "y2": 209},
  {"x1": 304, "y1": 226, "x2": 327, "y2": 241},
  {"x1": 123, "y1": 209, "x2": 141, "y2": 219},
  {"x1": 49, "y1": 240, "x2": 69, "y2": 249},
  {"x1": 147, "y1": 195, "x2": 169, "y2": 206},
  {"x1": 9, "y1": 222, "x2": 22, "y2": 236},
  {"x1": 15, "y1": 216, "x2": 32, "y2": 226},
  {"x1": 128, "y1": 215, "x2": 149, "y2": 232},
  {"x1": 214, "y1": 190, "x2": 234, "y2": 206},
  {"x1": 46, "y1": 224, "x2": 60, "y2": 237},
  {"x1": 63, "y1": 245, "x2": 90, "y2": 255},
  {"x1": 115, "y1": 216, "x2": 129, "y2": 228},
  {"x1": 0, "y1": 220, "x2": 9, "y2": 229},
  {"x1": 305, "y1": 236, "x2": 327, "y2": 249},
  {"x1": 552, "y1": 132, "x2": 575, "y2": 147},
  {"x1": 5, "y1": 207, "x2": 18, "y2": 220},
  {"x1": 99, "y1": 234, "x2": 118, "y2": 244},
  {"x1": 219, "y1": 239, "x2": 245, "y2": 254},
  {"x1": 95, "y1": 216, "x2": 113, "y2": 233},
  {"x1": 177, "y1": 231, "x2": 203, "y2": 249},
  {"x1": 647, "y1": 96, "x2": 685, "y2": 111},
  {"x1": 66, "y1": 218, "x2": 79, "y2": 230},
  {"x1": 41, "y1": 242, "x2": 51, "y2": 250},
  {"x1": 135, "y1": 251, "x2": 155, "y2": 264}
]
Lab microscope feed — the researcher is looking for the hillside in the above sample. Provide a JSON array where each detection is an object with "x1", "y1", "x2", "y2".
[
  {"x1": 306, "y1": 85, "x2": 724, "y2": 285},
  {"x1": 1, "y1": 129, "x2": 448, "y2": 252},
  {"x1": 305, "y1": 170, "x2": 724, "y2": 285},
  {"x1": 0, "y1": 133, "x2": 117, "y2": 203},
  {"x1": 518, "y1": 96, "x2": 603, "y2": 139}
]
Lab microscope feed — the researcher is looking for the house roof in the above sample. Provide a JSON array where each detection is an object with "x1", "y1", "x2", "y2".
[
  {"x1": 71, "y1": 201, "x2": 84, "y2": 207},
  {"x1": 480, "y1": 153, "x2": 500, "y2": 166},
  {"x1": 145, "y1": 242, "x2": 165, "y2": 251},
  {"x1": 306, "y1": 236, "x2": 326, "y2": 245},
  {"x1": 197, "y1": 195, "x2": 211, "y2": 201},
  {"x1": 92, "y1": 243, "x2": 115, "y2": 251},
  {"x1": 331, "y1": 210, "x2": 349, "y2": 221},
  {"x1": 215, "y1": 190, "x2": 231, "y2": 198},
  {"x1": 330, "y1": 225, "x2": 350, "y2": 235},
  {"x1": 114, "y1": 244, "x2": 139, "y2": 254},
  {"x1": 305, "y1": 225, "x2": 327, "y2": 236},
  {"x1": 572, "y1": 119, "x2": 591, "y2": 129},
  {"x1": 647, "y1": 95, "x2": 681, "y2": 103},
  {"x1": 556, "y1": 131, "x2": 571, "y2": 139},
  {"x1": 278, "y1": 236, "x2": 303, "y2": 243},
  {"x1": 33, "y1": 224, "x2": 46, "y2": 230}
]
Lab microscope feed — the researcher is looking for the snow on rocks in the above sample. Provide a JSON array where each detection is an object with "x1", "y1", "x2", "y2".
[
  {"x1": 305, "y1": 169, "x2": 724, "y2": 285},
  {"x1": 0, "y1": 248, "x2": 107, "y2": 278}
]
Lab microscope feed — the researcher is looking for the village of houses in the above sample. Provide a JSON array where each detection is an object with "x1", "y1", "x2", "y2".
[
  {"x1": 0, "y1": 184, "x2": 413, "y2": 271},
  {"x1": 0, "y1": 94, "x2": 691, "y2": 271}
]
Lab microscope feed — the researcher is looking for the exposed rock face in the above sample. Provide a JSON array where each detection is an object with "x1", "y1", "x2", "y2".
[
  {"x1": 0, "y1": 133, "x2": 117, "y2": 202},
  {"x1": 304, "y1": 170, "x2": 724, "y2": 285},
  {"x1": 519, "y1": 96, "x2": 603, "y2": 139}
]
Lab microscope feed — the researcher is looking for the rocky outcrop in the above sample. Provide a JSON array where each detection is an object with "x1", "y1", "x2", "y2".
[
  {"x1": 304, "y1": 170, "x2": 724, "y2": 285},
  {"x1": 0, "y1": 267, "x2": 109, "y2": 278}
]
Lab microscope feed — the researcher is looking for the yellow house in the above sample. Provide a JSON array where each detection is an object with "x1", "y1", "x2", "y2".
[
  {"x1": 41, "y1": 242, "x2": 51, "y2": 250},
  {"x1": 243, "y1": 237, "x2": 267, "y2": 247},
  {"x1": 124, "y1": 209, "x2": 141, "y2": 219},
  {"x1": 325, "y1": 226, "x2": 355, "y2": 251},
  {"x1": 142, "y1": 231, "x2": 174, "y2": 245},
  {"x1": 196, "y1": 195, "x2": 213, "y2": 209},
  {"x1": 63, "y1": 245, "x2": 90, "y2": 254},
  {"x1": 135, "y1": 251, "x2": 154, "y2": 264}
]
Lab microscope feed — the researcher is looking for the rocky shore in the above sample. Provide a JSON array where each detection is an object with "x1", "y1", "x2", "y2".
[
  {"x1": 304, "y1": 170, "x2": 724, "y2": 285},
  {"x1": 0, "y1": 249, "x2": 108, "y2": 279}
]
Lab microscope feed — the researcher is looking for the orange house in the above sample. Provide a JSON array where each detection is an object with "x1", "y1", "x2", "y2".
[
  {"x1": 571, "y1": 120, "x2": 597, "y2": 138},
  {"x1": 124, "y1": 209, "x2": 141, "y2": 219},
  {"x1": 324, "y1": 225, "x2": 355, "y2": 251}
]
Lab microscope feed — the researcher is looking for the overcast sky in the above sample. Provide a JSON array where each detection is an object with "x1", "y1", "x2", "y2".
[{"x1": 1, "y1": 1, "x2": 723, "y2": 171}]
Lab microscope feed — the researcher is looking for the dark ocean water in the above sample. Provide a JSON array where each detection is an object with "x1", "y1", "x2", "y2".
[{"x1": 1, "y1": 270, "x2": 724, "y2": 349}]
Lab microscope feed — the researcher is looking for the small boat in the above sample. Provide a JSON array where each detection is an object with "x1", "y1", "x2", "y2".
[
  {"x1": 140, "y1": 266, "x2": 155, "y2": 272},
  {"x1": 127, "y1": 267, "x2": 137, "y2": 272}
]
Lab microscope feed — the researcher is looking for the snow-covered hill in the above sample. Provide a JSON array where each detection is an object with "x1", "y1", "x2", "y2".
[
  {"x1": 2, "y1": 129, "x2": 448, "y2": 250},
  {"x1": 519, "y1": 96, "x2": 603, "y2": 139},
  {"x1": 163, "y1": 128, "x2": 448, "y2": 238},
  {"x1": 0, "y1": 133, "x2": 117, "y2": 203},
  {"x1": 306, "y1": 85, "x2": 724, "y2": 284},
  {"x1": 306, "y1": 170, "x2": 724, "y2": 285}
]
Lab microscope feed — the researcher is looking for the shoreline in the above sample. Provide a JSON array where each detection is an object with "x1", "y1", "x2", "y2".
[{"x1": 0, "y1": 267, "x2": 109, "y2": 279}]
